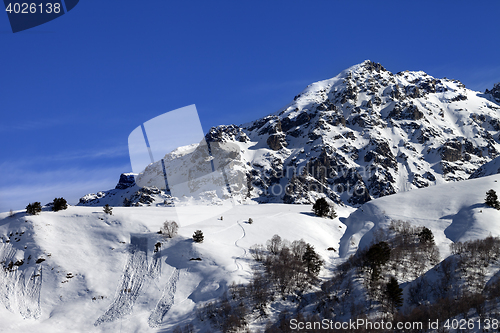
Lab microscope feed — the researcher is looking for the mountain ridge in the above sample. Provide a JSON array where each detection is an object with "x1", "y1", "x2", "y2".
[{"x1": 80, "y1": 61, "x2": 500, "y2": 208}]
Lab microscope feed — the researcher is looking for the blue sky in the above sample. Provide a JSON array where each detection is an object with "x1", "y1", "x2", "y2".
[{"x1": 1, "y1": 0, "x2": 500, "y2": 212}]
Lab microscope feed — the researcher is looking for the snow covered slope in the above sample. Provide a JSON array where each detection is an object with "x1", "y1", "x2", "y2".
[
  {"x1": 469, "y1": 156, "x2": 500, "y2": 179},
  {"x1": 0, "y1": 204, "x2": 349, "y2": 332},
  {"x1": 339, "y1": 174, "x2": 500, "y2": 259}
]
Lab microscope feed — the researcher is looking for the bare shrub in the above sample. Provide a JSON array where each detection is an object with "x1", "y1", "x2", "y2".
[
  {"x1": 161, "y1": 220, "x2": 179, "y2": 239},
  {"x1": 266, "y1": 234, "x2": 282, "y2": 255},
  {"x1": 250, "y1": 244, "x2": 265, "y2": 261},
  {"x1": 291, "y1": 239, "x2": 307, "y2": 260}
]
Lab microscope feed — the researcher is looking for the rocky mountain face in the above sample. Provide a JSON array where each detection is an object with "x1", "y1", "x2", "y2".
[
  {"x1": 78, "y1": 173, "x2": 173, "y2": 207},
  {"x1": 486, "y1": 83, "x2": 500, "y2": 104},
  {"x1": 79, "y1": 61, "x2": 500, "y2": 207}
]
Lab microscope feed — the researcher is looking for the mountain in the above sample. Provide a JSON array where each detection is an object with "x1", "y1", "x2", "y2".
[
  {"x1": 81, "y1": 61, "x2": 500, "y2": 208},
  {"x1": 78, "y1": 173, "x2": 173, "y2": 207},
  {"x1": 5, "y1": 175, "x2": 500, "y2": 332},
  {"x1": 485, "y1": 82, "x2": 500, "y2": 104}
]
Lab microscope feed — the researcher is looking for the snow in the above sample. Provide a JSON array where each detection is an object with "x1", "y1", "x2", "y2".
[
  {"x1": 0, "y1": 203, "x2": 350, "y2": 332},
  {"x1": 339, "y1": 174, "x2": 500, "y2": 260},
  {"x1": 470, "y1": 155, "x2": 500, "y2": 179},
  {"x1": 4, "y1": 61, "x2": 500, "y2": 330}
]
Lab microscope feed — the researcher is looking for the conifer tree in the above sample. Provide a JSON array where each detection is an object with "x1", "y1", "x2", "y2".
[
  {"x1": 418, "y1": 227, "x2": 434, "y2": 244},
  {"x1": 302, "y1": 243, "x2": 323, "y2": 277},
  {"x1": 26, "y1": 202, "x2": 42, "y2": 215},
  {"x1": 312, "y1": 197, "x2": 337, "y2": 219},
  {"x1": 485, "y1": 189, "x2": 500, "y2": 209},
  {"x1": 365, "y1": 241, "x2": 391, "y2": 281},
  {"x1": 52, "y1": 197, "x2": 68, "y2": 212},
  {"x1": 193, "y1": 230, "x2": 204, "y2": 243},
  {"x1": 386, "y1": 276, "x2": 403, "y2": 311},
  {"x1": 103, "y1": 204, "x2": 113, "y2": 215}
]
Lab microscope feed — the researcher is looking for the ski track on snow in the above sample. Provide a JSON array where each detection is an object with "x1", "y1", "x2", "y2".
[
  {"x1": 149, "y1": 248, "x2": 162, "y2": 280},
  {"x1": 231, "y1": 220, "x2": 247, "y2": 273}
]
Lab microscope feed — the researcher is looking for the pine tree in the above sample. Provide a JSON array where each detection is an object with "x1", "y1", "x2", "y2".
[
  {"x1": 485, "y1": 189, "x2": 500, "y2": 209},
  {"x1": 386, "y1": 276, "x2": 403, "y2": 311},
  {"x1": 103, "y1": 204, "x2": 113, "y2": 215},
  {"x1": 418, "y1": 227, "x2": 434, "y2": 244},
  {"x1": 365, "y1": 241, "x2": 391, "y2": 281},
  {"x1": 302, "y1": 243, "x2": 324, "y2": 277},
  {"x1": 312, "y1": 197, "x2": 337, "y2": 218},
  {"x1": 193, "y1": 230, "x2": 204, "y2": 243},
  {"x1": 26, "y1": 202, "x2": 42, "y2": 215},
  {"x1": 52, "y1": 197, "x2": 68, "y2": 212}
]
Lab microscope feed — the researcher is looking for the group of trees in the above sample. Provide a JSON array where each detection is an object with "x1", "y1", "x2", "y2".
[
  {"x1": 52, "y1": 197, "x2": 68, "y2": 211},
  {"x1": 317, "y1": 220, "x2": 440, "y2": 323},
  {"x1": 197, "y1": 234, "x2": 324, "y2": 332},
  {"x1": 23, "y1": 199, "x2": 117, "y2": 216},
  {"x1": 383, "y1": 220, "x2": 440, "y2": 280},
  {"x1": 401, "y1": 236, "x2": 500, "y2": 328},
  {"x1": 25, "y1": 197, "x2": 69, "y2": 215},
  {"x1": 23, "y1": 198, "x2": 120, "y2": 216},
  {"x1": 449, "y1": 236, "x2": 500, "y2": 294},
  {"x1": 259, "y1": 235, "x2": 324, "y2": 296},
  {"x1": 26, "y1": 202, "x2": 42, "y2": 215},
  {"x1": 361, "y1": 241, "x2": 403, "y2": 312}
]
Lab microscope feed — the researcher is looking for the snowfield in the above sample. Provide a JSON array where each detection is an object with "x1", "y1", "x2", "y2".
[
  {"x1": 340, "y1": 174, "x2": 500, "y2": 260},
  {"x1": 0, "y1": 204, "x2": 350, "y2": 332},
  {"x1": 3, "y1": 174, "x2": 500, "y2": 331}
]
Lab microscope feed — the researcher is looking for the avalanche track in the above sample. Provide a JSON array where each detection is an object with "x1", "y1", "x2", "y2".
[
  {"x1": 148, "y1": 268, "x2": 179, "y2": 328},
  {"x1": 0, "y1": 243, "x2": 42, "y2": 320},
  {"x1": 94, "y1": 234, "x2": 149, "y2": 326}
]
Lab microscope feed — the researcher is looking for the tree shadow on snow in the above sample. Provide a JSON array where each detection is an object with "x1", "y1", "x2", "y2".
[{"x1": 299, "y1": 211, "x2": 317, "y2": 218}]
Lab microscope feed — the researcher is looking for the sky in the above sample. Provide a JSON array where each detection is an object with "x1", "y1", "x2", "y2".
[{"x1": 1, "y1": 0, "x2": 500, "y2": 212}]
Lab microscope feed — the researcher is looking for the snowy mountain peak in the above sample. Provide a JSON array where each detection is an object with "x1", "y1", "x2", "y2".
[
  {"x1": 81, "y1": 62, "x2": 500, "y2": 207},
  {"x1": 235, "y1": 62, "x2": 500, "y2": 205}
]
